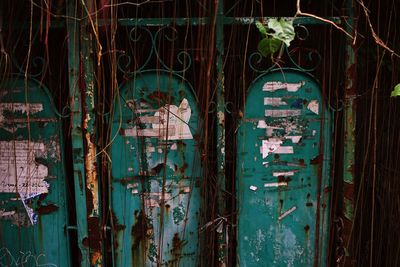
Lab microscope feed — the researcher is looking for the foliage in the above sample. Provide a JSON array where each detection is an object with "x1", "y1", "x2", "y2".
[
  {"x1": 390, "y1": 83, "x2": 400, "y2": 97},
  {"x1": 256, "y1": 18, "x2": 295, "y2": 57}
]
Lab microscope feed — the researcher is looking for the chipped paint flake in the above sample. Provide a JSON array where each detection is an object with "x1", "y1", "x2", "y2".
[
  {"x1": 249, "y1": 185, "x2": 258, "y2": 191},
  {"x1": 264, "y1": 182, "x2": 288, "y2": 188},
  {"x1": 307, "y1": 100, "x2": 319, "y2": 115},
  {"x1": 263, "y1": 81, "x2": 305, "y2": 92},
  {"x1": 278, "y1": 206, "x2": 297, "y2": 220},
  {"x1": 265, "y1": 109, "x2": 302, "y2": 117},
  {"x1": 264, "y1": 97, "x2": 288, "y2": 106}
]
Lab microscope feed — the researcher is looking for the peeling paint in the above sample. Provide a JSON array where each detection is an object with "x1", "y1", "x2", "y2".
[
  {"x1": 83, "y1": 113, "x2": 99, "y2": 216},
  {"x1": 217, "y1": 110, "x2": 225, "y2": 125},
  {"x1": 263, "y1": 81, "x2": 305, "y2": 92}
]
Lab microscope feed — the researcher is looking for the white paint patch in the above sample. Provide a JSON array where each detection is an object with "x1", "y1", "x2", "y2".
[
  {"x1": 264, "y1": 182, "x2": 288, "y2": 187},
  {"x1": 307, "y1": 100, "x2": 319, "y2": 114},
  {"x1": 265, "y1": 109, "x2": 302, "y2": 117},
  {"x1": 123, "y1": 98, "x2": 193, "y2": 140},
  {"x1": 264, "y1": 97, "x2": 287, "y2": 106},
  {"x1": 263, "y1": 81, "x2": 305, "y2": 92},
  {"x1": 285, "y1": 136, "x2": 302, "y2": 143},
  {"x1": 217, "y1": 111, "x2": 225, "y2": 125},
  {"x1": 146, "y1": 145, "x2": 155, "y2": 153},
  {"x1": 272, "y1": 171, "x2": 295, "y2": 177},
  {"x1": 312, "y1": 130, "x2": 317, "y2": 136},
  {"x1": 249, "y1": 185, "x2": 258, "y2": 191},
  {"x1": 0, "y1": 141, "x2": 49, "y2": 199},
  {"x1": 278, "y1": 206, "x2": 297, "y2": 220}
]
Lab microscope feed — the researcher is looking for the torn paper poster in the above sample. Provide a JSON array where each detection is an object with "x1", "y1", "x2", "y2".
[
  {"x1": 123, "y1": 98, "x2": 193, "y2": 140},
  {"x1": 0, "y1": 103, "x2": 43, "y2": 124},
  {"x1": 264, "y1": 97, "x2": 287, "y2": 106},
  {"x1": 265, "y1": 109, "x2": 302, "y2": 117},
  {"x1": 260, "y1": 138, "x2": 294, "y2": 158},
  {"x1": 307, "y1": 100, "x2": 319, "y2": 115},
  {"x1": 263, "y1": 81, "x2": 305, "y2": 92},
  {"x1": 272, "y1": 171, "x2": 296, "y2": 177},
  {"x1": 0, "y1": 141, "x2": 49, "y2": 199}
]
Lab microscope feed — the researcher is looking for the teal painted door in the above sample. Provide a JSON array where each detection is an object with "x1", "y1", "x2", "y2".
[
  {"x1": 0, "y1": 78, "x2": 71, "y2": 266},
  {"x1": 236, "y1": 70, "x2": 331, "y2": 266},
  {"x1": 110, "y1": 71, "x2": 202, "y2": 266}
]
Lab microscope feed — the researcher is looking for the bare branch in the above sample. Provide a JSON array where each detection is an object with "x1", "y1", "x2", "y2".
[{"x1": 295, "y1": 0, "x2": 354, "y2": 39}]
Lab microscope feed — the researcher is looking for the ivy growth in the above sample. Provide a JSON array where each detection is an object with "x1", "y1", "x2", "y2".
[{"x1": 256, "y1": 18, "x2": 295, "y2": 58}]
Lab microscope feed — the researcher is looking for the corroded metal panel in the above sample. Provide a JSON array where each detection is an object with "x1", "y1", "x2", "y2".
[
  {"x1": 236, "y1": 70, "x2": 331, "y2": 266},
  {"x1": 0, "y1": 78, "x2": 70, "y2": 266},
  {"x1": 110, "y1": 71, "x2": 202, "y2": 266}
]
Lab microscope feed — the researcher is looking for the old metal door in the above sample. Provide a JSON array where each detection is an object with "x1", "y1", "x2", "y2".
[
  {"x1": 236, "y1": 69, "x2": 331, "y2": 266},
  {"x1": 110, "y1": 71, "x2": 202, "y2": 266},
  {"x1": 0, "y1": 78, "x2": 71, "y2": 266}
]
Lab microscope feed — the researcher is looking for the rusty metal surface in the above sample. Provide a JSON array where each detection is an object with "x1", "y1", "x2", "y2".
[
  {"x1": 110, "y1": 71, "x2": 202, "y2": 266},
  {"x1": 0, "y1": 78, "x2": 71, "y2": 267},
  {"x1": 236, "y1": 69, "x2": 332, "y2": 266}
]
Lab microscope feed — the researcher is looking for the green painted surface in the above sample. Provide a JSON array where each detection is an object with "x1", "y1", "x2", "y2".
[
  {"x1": 110, "y1": 71, "x2": 202, "y2": 266},
  {"x1": 236, "y1": 70, "x2": 331, "y2": 266},
  {"x1": 0, "y1": 78, "x2": 70, "y2": 267}
]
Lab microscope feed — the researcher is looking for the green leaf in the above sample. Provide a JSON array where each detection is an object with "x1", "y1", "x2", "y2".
[
  {"x1": 256, "y1": 21, "x2": 267, "y2": 36},
  {"x1": 391, "y1": 83, "x2": 400, "y2": 97},
  {"x1": 257, "y1": 38, "x2": 282, "y2": 57},
  {"x1": 267, "y1": 18, "x2": 295, "y2": 47}
]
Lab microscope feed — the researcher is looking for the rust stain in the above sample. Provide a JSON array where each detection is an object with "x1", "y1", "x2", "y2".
[
  {"x1": 131, "y1": 210, "x2": 152, "y2": 266},
  {"x1": 87, "y1": 217, "x2": 102, "y2": 252},
  {"x1": 169, "y1": 233, "x2": 186, "y2": 265},
  {"x1": 343, "y1": 182, "x2": 354, "y2": 201},
  {"x1": 147, "y1": 91, "x2": 174, "y2": 104},
  {"x1": 84, "y1": 124, "x2": 99, "y2": 215},
  {"x1": 310, "y1": 154, "x2": 322, "y2": 165},
  {"x1": 36, "y1": 203, "x2": 59, "y2": 215}
]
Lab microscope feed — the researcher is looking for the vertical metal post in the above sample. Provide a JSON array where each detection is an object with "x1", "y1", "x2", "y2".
[
  {"x1": 80, "y1": 0, "x2": 103, "y2": 265},
  {"x1": 215, "y1": 0, "x2": 227, "y2": 265},
  {"x1": 342, "y1": 0, "x2": 356, "y2": 264},
  {"x1": 66, "y1": 1, "x2": 90, "y2": 266}
]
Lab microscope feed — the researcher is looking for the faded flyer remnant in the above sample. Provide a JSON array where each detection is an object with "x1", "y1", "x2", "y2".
[
  {"x1": 0, "y1": 140, "x2": 49, "y2": 199},
  {"x1": 124, "y1": 98, "x2": 193, "y2": 140}
]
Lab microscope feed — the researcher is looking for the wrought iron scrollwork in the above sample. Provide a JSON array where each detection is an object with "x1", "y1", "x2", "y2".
[
  {"x1": 117, "y1": 26, "x2": 192, "y2": 76},
  {"x1": 248, "y1": 24, "x2": 322, "y2": 74}
]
